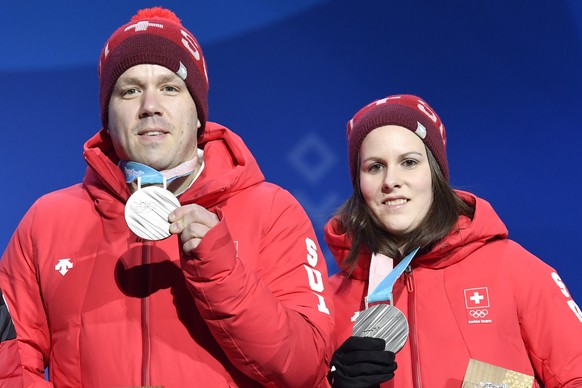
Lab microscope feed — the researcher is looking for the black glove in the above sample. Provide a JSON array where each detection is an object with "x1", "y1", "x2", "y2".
[{"x1": 328, "y1": 336, "x2": 397, "y2": 388}]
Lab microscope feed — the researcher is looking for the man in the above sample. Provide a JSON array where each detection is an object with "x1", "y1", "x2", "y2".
[{"x1": 0, "y1": 7, "x2": 334, "y2": 387}]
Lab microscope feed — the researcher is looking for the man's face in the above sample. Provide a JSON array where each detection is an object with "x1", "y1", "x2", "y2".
[{"x1": 108, "y1": 64, "x2": 201, "y2": 170}]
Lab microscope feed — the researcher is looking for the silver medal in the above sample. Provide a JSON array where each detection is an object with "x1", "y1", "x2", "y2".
[
  {"x1": 352, "y1": 304, "x2": 409, "y2": 353},
  {"x1": 124, "y1": 186, "x2": 180, "y2": 240}
]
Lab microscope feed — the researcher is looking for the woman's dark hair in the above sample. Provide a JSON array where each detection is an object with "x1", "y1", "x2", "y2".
[{"x1": 336, "y1": 146, "x2": 474, "y2": 272}]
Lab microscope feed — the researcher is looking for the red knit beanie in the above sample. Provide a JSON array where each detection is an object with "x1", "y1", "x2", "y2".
[
  {"x1": 347, "y1": 94, "x2": 448, "y2": 184},
  {"x1": 98, "y1": 7, "x2": 209, "y2": 132}
]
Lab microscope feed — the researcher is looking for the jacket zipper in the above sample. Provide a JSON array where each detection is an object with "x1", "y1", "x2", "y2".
[
  {"x1": 405, "y1": 267, "x2": 422, "y2": 388},
  {"x1": 141, "y1": 239, "x2": 151, "y2": 386}
]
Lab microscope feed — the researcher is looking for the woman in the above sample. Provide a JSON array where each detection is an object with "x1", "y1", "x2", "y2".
[{"x1": 325, "y1": 94, "x2": 582, "y2": 387}]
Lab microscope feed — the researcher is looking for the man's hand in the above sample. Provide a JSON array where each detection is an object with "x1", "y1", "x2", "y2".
[
  {"x1": 169, "y1": 204, "x2": 219, "y2": 254},
  {"x1": 328, "y1": 336, "x2": 397, "y2": 388}
]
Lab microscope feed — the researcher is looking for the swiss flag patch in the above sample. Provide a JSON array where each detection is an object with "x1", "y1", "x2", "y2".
[{"x1": 464, "y1": 287, "x2": 490, "y2": 309}]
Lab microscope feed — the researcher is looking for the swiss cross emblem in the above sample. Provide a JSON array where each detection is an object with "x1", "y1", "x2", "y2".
[
  {"x1": 464, "y1": 287, "x2": 490, "y2": 309},
  {"x1": 124, "y1": 21, "x2": 164, "y2": 33}
]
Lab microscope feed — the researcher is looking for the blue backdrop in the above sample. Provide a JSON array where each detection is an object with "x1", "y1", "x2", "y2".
[{"x1": 1, "y1": 0, "x2": 581, "y2": 304}]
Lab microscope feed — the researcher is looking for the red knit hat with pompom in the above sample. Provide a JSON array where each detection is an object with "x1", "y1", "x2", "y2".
[
  {"x1": 347, "y1": 94, "x2": 449, "y2": 184},
  {"x1": 98, "y1": 7, "x2": 209, "y2": 133}
]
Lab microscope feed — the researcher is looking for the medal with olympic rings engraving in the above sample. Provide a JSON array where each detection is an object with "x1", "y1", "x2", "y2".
[{"x1": 124, "y1": 186, "x2": 180, "y2": 240}]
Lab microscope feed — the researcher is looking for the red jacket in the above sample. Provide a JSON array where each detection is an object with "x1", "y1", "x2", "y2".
[
  {"x1": 0, "y1": 123, "x2": 334, "y2": 387},
  {"x1": 325, "y1": 191, "x2": 582, "y2": 387},
  {"x1": 0, "y1": 292, "x2": 21, "y2": 387}
]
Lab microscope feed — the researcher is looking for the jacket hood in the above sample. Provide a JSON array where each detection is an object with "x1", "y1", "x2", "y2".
[
  {"x1": 82, "y1": 122, "x2": 265, "y2": 211},
  {"x1": 324, "y1": 190, "x2": 508, "y2": 280}
]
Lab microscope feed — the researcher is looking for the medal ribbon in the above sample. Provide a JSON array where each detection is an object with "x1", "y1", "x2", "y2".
[
  {"x1": 367, "y1": 247, "x2": 419, "y2": 305},
  {"x1": 120, "y1": 159, "x2": 198, "y2": 186}
]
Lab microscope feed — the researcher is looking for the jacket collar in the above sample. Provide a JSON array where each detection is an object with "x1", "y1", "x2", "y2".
[
  {"x1": 82, "y1": 121, "x2": 265, "y2": 211},
  {"x1": 324, "y1": 191, "x2": 509, "y2": 280}
]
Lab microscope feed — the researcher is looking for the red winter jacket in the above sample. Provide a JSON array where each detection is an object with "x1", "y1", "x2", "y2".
[
  {"x1": 0, "y1": 122, "x2": 334, "y2": 387},
  {"x1": 325, "y1": 191, "x2": 582, "y2": 387},
  {"x1": 0, "y1": 291, "x2": 21, "y2": 386}
]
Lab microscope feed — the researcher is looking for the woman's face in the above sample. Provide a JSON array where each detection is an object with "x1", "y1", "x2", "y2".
[{"x1": 359, "y1": 125, "x2": 433, "y2": 236}]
